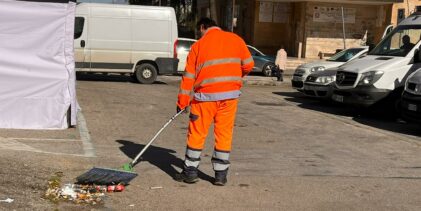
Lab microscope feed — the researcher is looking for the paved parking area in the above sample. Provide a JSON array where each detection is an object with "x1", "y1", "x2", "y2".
[{"x1": 0, "y1": 74, "x2": 420, "y2": 210}]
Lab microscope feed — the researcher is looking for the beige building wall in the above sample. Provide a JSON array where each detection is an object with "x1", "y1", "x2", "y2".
[
  {"x1": 197, "y1": 0, "x2": 401, "y2": 58},
  {"x1": 252, "y1": 1, "x2": 293, "y2": 55},
  {"x1": 251, "y1": 1, "x2": 394, "y2": 58},
  {"x1": 304, "y1": 2, "x2": 393, "y2": 58},
  {"x1": 391, "y1": 0, "x2": 421, "y2": 26}
]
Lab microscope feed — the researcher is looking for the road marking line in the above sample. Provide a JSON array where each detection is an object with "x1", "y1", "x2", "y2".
[
  {"x1": 0, "y1": 138, "x2": 40, "y2": 152},
  {"x1": 78, "y1": 111, "x2": 96, "y2": 157},
  {"x1": 0, "y1": 111, "x2": 96, "y2": 158},
  {"x1": 7, "y1": 137, "x2": 79, "y2": 142},
  {"x1": 0, "y1": 138, "x2": 89, "y2": 157}
]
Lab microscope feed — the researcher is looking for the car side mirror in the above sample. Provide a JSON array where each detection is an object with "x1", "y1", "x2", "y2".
[{"x1": 368, "y1": 44, "x2": 375, "y2": 52}]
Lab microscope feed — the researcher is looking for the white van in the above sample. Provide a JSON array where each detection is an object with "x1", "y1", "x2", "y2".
[
  {"x1": 332, "y1": 12, "x2": 421, "y2": 107},
  {"x1": 74, "y1": 3, "x2": 178, "y2": 84}
]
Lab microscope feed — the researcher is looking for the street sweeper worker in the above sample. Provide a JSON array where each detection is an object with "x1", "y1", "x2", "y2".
[{"x1": 175, "y1": 17, "x2": 254, "y2": 186}]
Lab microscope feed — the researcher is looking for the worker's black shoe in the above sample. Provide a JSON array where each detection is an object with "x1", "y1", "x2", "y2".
[
  {"x1": 213, "y1": 169, "x2": 228, "y2": 186},
  {"x1": 175, "y1": 166, "x2": 199, "y2": 184}
]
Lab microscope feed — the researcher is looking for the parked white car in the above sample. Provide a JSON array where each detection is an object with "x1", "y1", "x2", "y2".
[
  {"x1": 292, "y1": 47, "x2": 368, "y2": 91},
  {"x1": 176, "y1": 38, "x2": 197, "y2": 72}
]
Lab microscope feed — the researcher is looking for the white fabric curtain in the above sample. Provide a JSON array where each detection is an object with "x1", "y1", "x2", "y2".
[{"x1": 0, "y1": 0, "x2": 77, "y2": 129}]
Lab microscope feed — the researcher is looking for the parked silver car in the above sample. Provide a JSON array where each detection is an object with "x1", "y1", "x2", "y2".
[
  {"x1": 303, "y1": 68, "x2": 338, "y2": 99},
  {"x1": 292, "y1": 47, "x2": 368, "y2": 91},
  {"x1": 401, "y1": 69, "x2": 421, "y2": 122}
]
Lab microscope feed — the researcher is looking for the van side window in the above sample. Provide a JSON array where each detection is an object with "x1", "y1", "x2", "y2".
[{"x1": 74, "y1": 17, "x2": 85, "y2": 39}]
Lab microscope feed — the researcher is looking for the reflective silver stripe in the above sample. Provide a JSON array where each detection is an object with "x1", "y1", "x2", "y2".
[
  {"x1": 241, "y1": 57, "x2": 254, "y2": 65},
  {"x1": 194, "y1": 90, "x2": 241, "y2": 101},
  {"x1": 183, "y1": 71, "x2": 195, "y2": 79},
  {"x1": 185, "y1": 159, "x2": 200, "y2": 168},
  {"x1": 195, "y1": 76, "x2": 242, "y2": 88},
  {"x1": 212, "y1": 162, "x2": 230, "y2": 171},
  {"x1": 196, "y1": 58, "x2": 241, "y2": 72},
  {"x1": 179, "y1": 89, "x2": 191, "y2": 95},
  {"x1": 186, "y1": 148, "x2": 202, "y2": 159},
  {"x1": 213, "y1": 151, "x2": 230, "y2": 160}
]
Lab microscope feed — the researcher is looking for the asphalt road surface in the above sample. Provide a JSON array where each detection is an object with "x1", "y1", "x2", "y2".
[{"x1": 0, "y1": 74, "x2": 420, "y2": 210}]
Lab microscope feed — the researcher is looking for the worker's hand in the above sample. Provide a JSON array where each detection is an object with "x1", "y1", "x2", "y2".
[{"x1": 177, "y1": 106, "x2": 188, "y2": 114}]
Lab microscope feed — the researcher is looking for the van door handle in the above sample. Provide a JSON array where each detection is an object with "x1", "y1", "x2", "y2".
[{"x1": 81, "y1": 40, "x2": 85, "y2": 48}]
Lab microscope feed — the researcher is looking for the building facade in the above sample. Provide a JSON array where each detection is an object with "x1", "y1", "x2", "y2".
[{"x1": 198, "y1": 0, "x2": 419, "y2": 58}]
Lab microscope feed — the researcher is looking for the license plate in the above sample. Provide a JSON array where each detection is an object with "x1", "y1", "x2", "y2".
[
  {"x1": 292, "y1": 76, "x2": 302, "y2": 81},
  {"x1": 408, "y1": 103, "x2": 417, "y2": 111},
  {"x1": 332, "y1": 94, "x2": 344, "y2": 102}
]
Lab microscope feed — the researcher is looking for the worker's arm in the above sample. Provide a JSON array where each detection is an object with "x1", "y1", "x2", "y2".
[
  {"x1": 177, "y1": 43, "x2": 198, "y2": 110},
  {"x1": 240, "y1": 40, "x2": 254, "y2": 77}
]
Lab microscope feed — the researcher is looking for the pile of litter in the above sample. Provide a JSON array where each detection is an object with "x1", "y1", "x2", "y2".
[
  {"x1": 45, "y1": 183, "x2": 126, "y2": 205},
  {"x1": 44, "y1": 172, "x2": 125, "y2": 205}
]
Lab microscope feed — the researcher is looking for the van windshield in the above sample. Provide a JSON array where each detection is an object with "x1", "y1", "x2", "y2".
[{"x1": 369, "y1": 25, "x2": 421, "y2": 57}]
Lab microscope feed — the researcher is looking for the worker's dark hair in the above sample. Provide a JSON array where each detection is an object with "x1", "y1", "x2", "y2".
[{"x1": 196, "y1": 17, "x2": 217, "y2": 30}]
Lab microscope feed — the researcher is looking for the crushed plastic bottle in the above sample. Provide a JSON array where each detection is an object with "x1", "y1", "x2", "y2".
[{"x1": 0, "y1": 198, "x2": 14, "y2": 203}]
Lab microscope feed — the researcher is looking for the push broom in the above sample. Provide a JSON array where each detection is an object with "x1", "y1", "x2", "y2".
[{"x1": 76, "y1": 109, "x2": 185, "y2": 185}]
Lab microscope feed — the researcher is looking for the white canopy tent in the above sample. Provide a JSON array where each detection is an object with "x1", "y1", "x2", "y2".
[{"x1": 0, "y1": 0, "x2": 77, "y2": 129}]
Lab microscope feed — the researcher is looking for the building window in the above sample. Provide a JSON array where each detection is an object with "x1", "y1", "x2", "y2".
[{"x1": 397, "y1": 9, "x2": 405, "y2": 23}]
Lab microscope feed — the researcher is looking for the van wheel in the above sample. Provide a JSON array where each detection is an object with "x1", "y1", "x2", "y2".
[{"x1": 135, "y1": 63, "x2": 157, "y2": 84}]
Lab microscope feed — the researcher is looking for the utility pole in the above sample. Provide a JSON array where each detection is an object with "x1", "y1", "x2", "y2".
[
  {"x1": 341, "y1": 6, "x2": 346, "y2": 49},
  {"x1": 231, "y1": 0, "x2": 235, "y2": 32}
]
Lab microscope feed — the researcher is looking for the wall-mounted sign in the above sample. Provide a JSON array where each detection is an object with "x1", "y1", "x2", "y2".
[
  {"x1": 259, "y1": 1, "x2": 273, "y2": 23},
  {"x1": 313, "y1": 6, "x2": 356, "y2": 23}
]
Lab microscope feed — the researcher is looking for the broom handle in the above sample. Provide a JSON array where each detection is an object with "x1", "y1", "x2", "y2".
[{"x1": 131, "y1": 109, "x2": 186, "y2": 165}]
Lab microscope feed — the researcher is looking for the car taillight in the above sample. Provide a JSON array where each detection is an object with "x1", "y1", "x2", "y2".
[{"x1": 174, "y1": 40, "x2": 178, "y2": 58}]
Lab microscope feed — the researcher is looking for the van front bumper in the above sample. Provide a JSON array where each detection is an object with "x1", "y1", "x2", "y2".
[
  {"x1": 156, "y1": 58, "x2": 179, "y2": 75},
  {"x1": 332, "y1": 86, "x2": 391, "y2": 107},
  {"x1": 401, "y1": 91, "x2": 421, "y2": 122}
]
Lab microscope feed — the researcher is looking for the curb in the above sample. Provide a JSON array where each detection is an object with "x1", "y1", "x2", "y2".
[{"x1": 159, "y1": 75, "x2": 291, "y2": 86}]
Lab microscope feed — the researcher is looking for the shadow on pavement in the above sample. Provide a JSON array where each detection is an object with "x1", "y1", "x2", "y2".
[
  {"x1": 116, "y1": 140, "x2": 213, "y2": 183},
  {"x1": 273, "y1": 91, "x2": 421, "y2": 137},
  {"x1": 76, "y1": 73, "x2": 167, "y2": 85}
]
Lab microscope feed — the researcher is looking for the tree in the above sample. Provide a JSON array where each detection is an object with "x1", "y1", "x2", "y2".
[{"x1": 130, "y1": 0, "x2": 197, "y2": 38}]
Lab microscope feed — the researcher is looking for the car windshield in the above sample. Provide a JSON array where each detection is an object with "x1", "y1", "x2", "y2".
[
  {"x1": 248, "y1": 46, "x2": 265, "y2": 56},
  {"x1": 177, "y1": 40, "x2": 195, "y2": 52},
  {"x1": 369, "y1": 25, "x2": 421, "y2": 57},
  {"x1": 326, "y1": 48, "x2": 365, "y2": 62}
]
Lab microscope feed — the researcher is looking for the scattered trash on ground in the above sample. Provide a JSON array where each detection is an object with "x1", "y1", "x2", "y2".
[
  {"x1": 44, "y1": 172, "x2": 126, "y2": 205},
  {"x1": 0, "y1": 198, "x2": 14, "y2": 203}
]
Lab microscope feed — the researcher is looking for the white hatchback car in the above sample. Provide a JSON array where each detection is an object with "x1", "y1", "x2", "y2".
[
  {"x1": 292, "y1": 47, "x2": 369, "y2": 91},
  {"x1": 176, "y1": 38, "x2": 197, "y2": 72}
]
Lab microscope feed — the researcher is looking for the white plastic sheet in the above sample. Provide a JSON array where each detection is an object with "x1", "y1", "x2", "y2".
[{"x1": 0, "y1": 0, "x2": 77, "y2": 129}]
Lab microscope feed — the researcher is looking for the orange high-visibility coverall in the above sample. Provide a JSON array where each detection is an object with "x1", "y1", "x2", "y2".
[{"x1": 177, "y1": 27, "x2": 254, "y2": 171}]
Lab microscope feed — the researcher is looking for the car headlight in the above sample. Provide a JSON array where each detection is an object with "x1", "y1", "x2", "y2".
[
  {"x1": 310, "y1": 66, "x2": 325, "y2": 72},
  {"x1": 358, "y1": 71, "x2": 384, "y2": 86},
  {"x1": 315, "y1": 75, "x2": 336, "y2": 84}
]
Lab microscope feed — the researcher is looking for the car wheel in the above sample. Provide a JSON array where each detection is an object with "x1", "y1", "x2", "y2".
[
  {"x1": 262, "y1": 63, "x2": 275, "y2": 77},
  {"x1": 135, "y1": 63, "x2": 157, "y2": 84}
]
